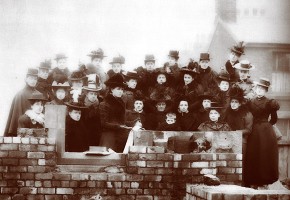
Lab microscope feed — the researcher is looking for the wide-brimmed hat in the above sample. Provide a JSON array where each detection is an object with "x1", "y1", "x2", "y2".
[
  {"x1": 109, "y1": 55, "x2": 125, "y2": 64},
  {"x1": 228, "y1": 87, "x2": 245, "y2": 102},
  {"x1": 230, "y1": 41, "x2": 245, "y2": 56},
  {"x1": 233, "y1": 60, "x2": 255, "y2": 70},
  {"x1": 168, "y1": 50, "x2": 179, "y2": 60},
  {"x1": 54, "y1": 53, "x2": 67, "y2": 61},
  {"x1": 52, "y1": 80, "x2": 70, "y2": 89},
  {"x1": 197, "y1": 92, "x2": 213, "y2": 101},
  {"x1": 180, "y1": 66, "x2": 199, "y2": 77},
  {"x1": 87, "y1": 48, "x2": 106, "y2": 59},
  {"x1": 28, "y1": 91, "x2": 48, "y2": 101},
  {"x1": 208, "y1": 102, "x2": 224, "y2": 111},
  {"x1": 253, "y1": 77, "x2": 271, "y2": 88},
  {"x1": 123, "y1": 71, "x2": 139, "y2": 80},
  {"x1": 39, "y1": 59, "x2": 52, "y2": 70},
  {"x1": 217, "y1": 71, "x2": 231, "y2": 82},
  {"x1": 134, "y1": 91, "x2": 146, "y2": 102},
  {"x1": 150, "y1": 92, "x2": 172, "y2": 104},
  {"x1": 65, "y1": 99, "x2": 87, "y2": 110},
  {"x1": 144, "y1": 54, "x2": 155, "y2": 62},
  {"x1": 69, "y1": 71, "x2": 86, "y2": 81},
  {"x1": 26, "y1": 68, "x2": 38, "y2": 77},
  {"x1": 199, "y1": 53, "x2": 210, "y2": 61},
  {"x1": 83, "y1": 81, "x2": 102, "y2": 92},
  {"x1": 104, "y1": 73, "x2": 126, "y2": 88}
]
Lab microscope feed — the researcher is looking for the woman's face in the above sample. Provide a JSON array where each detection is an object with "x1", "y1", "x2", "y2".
[
  {"x1": 255, "y1": 85, "x2": 267, "y2": 97},
  {"x1": 127, "y1": 79, "x2": 137, "y2": 89},
  {"x1": 31, "y1": 101, "x2": 44, "y2": 114},
  {"x1": 179, "y1": 101, "x2": 189, "y2": 113},
  {"x1": 209, "y1": 109, "x2": 220, "y2": 122},
  {"x1": 199, "y1": 60, "x2": 210, "y2": 69},
  {"x1": 202, "y1": 99, "x2": 211, "y2": 109},
  {"x1": 229, "y1": 52, "x2": 240, "y2": 63},
  {"x1": 167, "y1": 56, "x2": 176, "y2": 67},
  {"x1": 156, "y1": 102, "x2": 166, "y2": 112},
  {"x1": 111, "y1": 87, "x2": 124, "y2": 98},
  {"x1": 92, "y1": 57, "x2": 102, "y2": 68},
  {"x1": 145, "y1": 61, "x2": 155, "y2": 71},
  {"x1": 134, "y1": 100, "x2": 144, "y2": 111},
  {"x1": 230, "y1": 99, "x2": 241, "y2": 110},
  {"x1": 112, "y1": 63, "x2": 122, "y2": 73},
  {"x1": 219, "y1": 81, "x2": 230, "y2": 92},
  {"x1": 86, "y1": 91, "x2": 98, "y2": 103},
  {"x1": 57, "y1": 59, "x2": 67, "y2": 70},
  {"x1": 69, "y1": 109, "x2": 81, "y2": 121},
  {"x1": 184, "y1": 74, "x2": 193, "y2": 85},
  {"x1": 157, "y1": 74, "x2": 166, "y2": 84},
  {"x1": 56, "y1": 88, "x2": 66, "y2": 100},
  {"x1": 38, "y1": 68, "x2": 49, "y2": 80},
  {"x1": 26, "y1": 75, "x2": 38, "y2": 87},
  {"x1": 238, "y1": 70, "x2": 249, "y2": 80}
]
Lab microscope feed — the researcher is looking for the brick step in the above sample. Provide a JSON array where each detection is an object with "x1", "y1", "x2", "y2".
[{"x1": 57, "y1": 165, "x2": 125, "y2": 173}]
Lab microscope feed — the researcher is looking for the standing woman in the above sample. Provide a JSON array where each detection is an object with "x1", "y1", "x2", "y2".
[
  {"x1": 99, "y1": 74, "x2": 131, "y2": 152},
  {"x1": 244, "y1": 78, "x2": 280, "y2": 189}
]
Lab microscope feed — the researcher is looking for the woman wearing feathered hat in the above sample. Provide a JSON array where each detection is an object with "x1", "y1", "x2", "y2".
[
  {"x1": 244, "y1": 78, "x2": 280, "y2": 189},
  {"x1": 48, "y1": 76, "x2": 70, "y2": 105},
  {"x1": 223, "y1": 86, "x2": 253, "y2": 186},
  {"x1": 220, "y1": 41, "x2": 245, "y2": 82},
  {"x1": 99, "y1": 74, "x2": 131, "y2": 152},
  {"x1": 107, "y1": 55, "x2": 126, "y2": 79},
  {"x1": 48, "y1": 53, "x2": 71, "y2": 83}
]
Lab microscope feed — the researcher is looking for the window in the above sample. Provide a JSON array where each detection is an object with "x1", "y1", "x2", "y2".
[{"x1": 274, "y1": 52, "x2": 290, "y2": 72}]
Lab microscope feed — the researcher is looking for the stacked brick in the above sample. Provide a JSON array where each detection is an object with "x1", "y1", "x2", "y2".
[
  {"x1": 0, "y1": 137, "x2": 243, "y2": 199},
  {"x1": 186, "y1": 184, "x2": 290, "y2": 200}
]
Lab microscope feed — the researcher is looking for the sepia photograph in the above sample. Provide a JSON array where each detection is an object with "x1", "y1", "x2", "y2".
[{"x1": 0, "y1": 0, "x2": 290, "y2": 199}]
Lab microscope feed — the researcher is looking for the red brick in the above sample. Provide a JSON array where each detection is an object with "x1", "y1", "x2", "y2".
[
  {"x1": 136, "y1": 195, "x2": 153, "y2": 200},
  {"x1": 0, "y1": 166, "x2": 8, "y2": 172},
  {"x1": 181, "y1": 168, "x2": 200, "y2": 175},
  {"x1": 174, "y1": 161, "x2": 190, "y2": 168},
  {"x1": 0, "y1": 151, "x2": 9, "y2": 157},
  {"x1": 89, "y1": 173, "x2": 107, "y2": 181},
  {"x1": 127, "y1": 189, "x2": 143, "y2": 195},
  {"x1": 156, "y1": 154, "x2": 173, "y2": 161},
  {"x1": 0, "y1": 180, "x2": 7, "y2": 186},
  {"x1": 147, "y1": 161, "x2": 164, "y2": 168},
  {"x1": 27, "y1": 166, "x2": 46, "y2": 173},
  {"x1": 35, "y1": 181, "x2": 42, "y2": 187},
  {"x1": 19, "y1": 144, "x2": 37, "y2": 151},
  {"x1": 129, "y1": 146, "x2": 147, "y2": 153},
  {"x1": 52, "y1": 181, "x2": 61, "y2": 187},
  {"x1": 71, "y1": 173, "x2": 89, "y2": 180},
  {"x1": 138, "y1": 168, "x2": 155, "y2": 175},
  {"x1": 35, "y1": 173, "x2": 53, "y2": 180},
  {"x1": 128, "y1": 161, "x2": 146, "y2": 167},
  {"x1": 3, "y1": 173, "x2": 20, "y2": 180},
  {"x1": 11, "y1": 194, "x2": 26, "y2": 200},
  {"x1": 227, "y1": 161, "x2": 242, "y2": 168},
  {"x1": 9, "y1": 166, "x2": 27, "y2": 172},
  {"x1": 218, "y1": 154, "x2": 238, "y2": 160},
  {"x1": 139, "y1": 154, "x2": 157, "y2": 160},
  {"x1": 0, "y1": 144, "x2": 18, "y2": 151},
  {"x1": 126, "y1": 167, "x2": 138, "y2": 174},
  {"x1": 52, "y1": 173, "x2": 71, "y2": 180},
  {"x1": 218, "y1": 167, "x2": 236, "y2": 174},
  {"x1": 226, "y1": 174, "x2": 240, "y2": 182},
  {"x1": 61, "y1": 181, "x2": 70, "y2": 187},
  {"x1": 56, "y1": 188, "x2": 74, "y2": 194},
  {"x1": 144, "y1": 175, "x2": 162, "y2": 182},
  {"x1": 25, "y1": 181, "x2": 34, "y2": 187},
  {"x1": 200, "y1": 154, "x2": 217, "y2": 161},
  {"x1": 181, "y1": 154, "x2": 201, "y2": 161},
  {"x1": 38, "y1": 188, "x2": 55, "y2": 194},
  {"x1": 126, "y1": 174, "x2": 144, "y2": 181},
  {"x1": 20, "y1": 138, "x2": 30, "y2": 144},
  {"x1": 155, "y1": 168, "x2": 173, "y2": 175},
  {"x1": 8, "y1": 151, "x2": 26, "y2": 158},
  {"x1": 44, "y1": 195, "x2": 63, "y2": 200},
  {"x1": 45, "y1": 153, "x2": 56, "y2": 159},
  {"x1": 1, "y1": 187, "x2": 18, "y2": 194},
  {"x1": 27, "y1": 152, "x2": 45, "y2": 159},
  {"x1": 69, "y1": 181, "x2": 78, "y2": 187},
  {"x1": 19, "y1": 159, "x2": 38, "y2": 166},
  {"x1": 26, "y1": 195, "x2": 45, "y2": 200},
  {"x1": 0, "y1": 195, "x2": 11, "y2": 200},
  {"x1": 21, "y1": 173, "x2": 34, "y2": 180},
  {"x1": 2, "y1": 158, "x2": 19, "y2": 166}
]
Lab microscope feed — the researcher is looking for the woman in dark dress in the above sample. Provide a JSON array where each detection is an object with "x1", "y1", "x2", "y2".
[
  {"x1": 244, "y1": 78, "x2": 280, "y2": 188},
  {"x1": 99, "y1": 74, "x2": 131, "y2": 152}
]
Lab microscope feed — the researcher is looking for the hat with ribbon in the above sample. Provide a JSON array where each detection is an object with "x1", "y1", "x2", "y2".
[
  {"x1": 87, "y1": 48, "x2": 106, "y2": 59},
  {"x1": 233, "y1": 60, "x2": 255, "y2": 70},
  {"x1": 144, "y1": 54, "x2": 156, "y2": 62},
  {"x1": 83, "y1": 81, "x2": 102, "y2": 92},
  {"x1": 253, "y1": 77, "x2": 271, "y2": 88},
  {"x1": 109, "y1": 55, "x2": 125, "y2": 64},
  {"x1": 28, "y1": 91, "x2": 48, "y2": 102}
]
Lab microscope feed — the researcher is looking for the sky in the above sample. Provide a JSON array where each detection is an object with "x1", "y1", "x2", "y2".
[{"x1": 0, "y1": 0, "x2": 216, "y2": 134}]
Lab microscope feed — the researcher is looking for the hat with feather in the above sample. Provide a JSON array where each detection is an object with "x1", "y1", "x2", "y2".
[
  {"x1": 230, "y1": 41, "x2": 245, "y2": 56},
  {"x1": 228, "y1": 87, "x2": 245, "y2": 102}
]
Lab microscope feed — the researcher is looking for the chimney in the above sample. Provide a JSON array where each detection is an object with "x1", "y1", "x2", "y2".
[{"x1": 215, "y1": 0, "x2": 237, "y2": 23}]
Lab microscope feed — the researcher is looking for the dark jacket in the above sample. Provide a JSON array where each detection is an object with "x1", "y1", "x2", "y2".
[
  {"x1": 4, "y1": 85, "x2": 38, "y2": 136},
  {"x1": 197, "y1": 67, "x2": 219, "y2": 96},
  {"x1": 157, "y1": 121, "x2": 181, "y2": 131},
  {"x1": 176, "y1": 112, "x2": 199, "y2": 131},
  {"x1": 99, "y1": 94, "x2": 128, "y2": 152},
  {"x1": 65, "y1": 116, "x2": 89, "y2": 152},
  {"x1": 125, "y1": 110, "x2": 150, "y2": 129},
  {"x1": 36, "y1": 78, "x2": 53, "y2": 100},
  {"x1": 221, "y1": 60, "x2": 239, "y2": 82},
  {"x1": 135, "y1": 67, "x2": 158, "y2": 96},
  {"x1": 107, "y1": 69, "x2": 125, "y2": 79},
  {"x1": 196, "y1": 107, "x2": 210, "y2": 127}
]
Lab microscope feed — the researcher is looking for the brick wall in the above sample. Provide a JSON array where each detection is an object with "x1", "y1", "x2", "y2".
[{"x1": 0, "y1": 137, "x2": 242, "y2": 200}]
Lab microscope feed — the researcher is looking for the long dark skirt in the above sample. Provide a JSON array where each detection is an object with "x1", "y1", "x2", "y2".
[{"x1": 244, "y1": 121, "x2": 278, "y2": 186}]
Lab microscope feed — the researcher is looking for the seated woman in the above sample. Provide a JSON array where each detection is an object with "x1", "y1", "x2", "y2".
[
  {"x1": 198, "y1": 102, "x2": 231, "y2": 131},
  {"x1": 65, "y1": 98, "x2": 89, "y2": 152},
  {"x1": 99, "y1": 74, "x2": 131, "y2": 153},
  {"x1": 175, "y1": 96, "x2": 199, "y2": 131},
  {"x1": 18, "y1": 91, "x2": 48, "y2": 129}
]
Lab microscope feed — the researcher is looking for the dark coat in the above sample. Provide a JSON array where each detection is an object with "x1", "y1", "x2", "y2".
[
  {"x1": 99, "y1": 94, "x2": 128, "y2": 152},
  {"x1": 135, "y1": 67, "x2": 157, "y2": 96},
  {"x1": 65, "y1": 116, "x2": 89, "y2": 152},
  {"x1": 4, "y1": 85, "x2": 38, "y2": 136},
  {"x1": 176, "y1": 112, "x2": 199, "y2": 131},
  {"x1": 157, "y1": 121, "x2": 181, "y2": 131},
  {"x1": 213, "y1": 90, "x2": 230, "y2": 115},
  {"x1": 244, "y1": 97, "x2": 280, "y2": 186},
  {"x1": 18, "y1": 114, "x2": 44, "y2": 129},
  {"x1": 221, "y1": 60, "x2": 239, "y2": 82},
  {"x1": 83, "y1": 98, "x2": 102, "y2": 146},
  {"x1": 196, "y1": 108, "x2": 210, "y2": 127},
  {"x1": 197, "y1": 67, "x2": 219, "y2": 96},
  {"x1": 107, "y1": 69, "x2": 125, "y2": 79},
  {"x1": 197, "y1": 121, "x2": 231, "y2": 131},
  {"x1": 48, "y1": 67, "x2": 70, "y2": 83},
  {"x1": 125, "y1": 110, "x2": 151, "y2": 129},
  {"x1": 36, "y1": 78, "x2": 53, "y2": 100},
  {"x1": 121, "y1": 87, "x2": 143, "y2": 110}
]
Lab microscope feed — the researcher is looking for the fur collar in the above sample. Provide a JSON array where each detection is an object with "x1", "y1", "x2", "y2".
[{"x1": 25, "y1": 110, "x2": 45, "y2": 125}]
